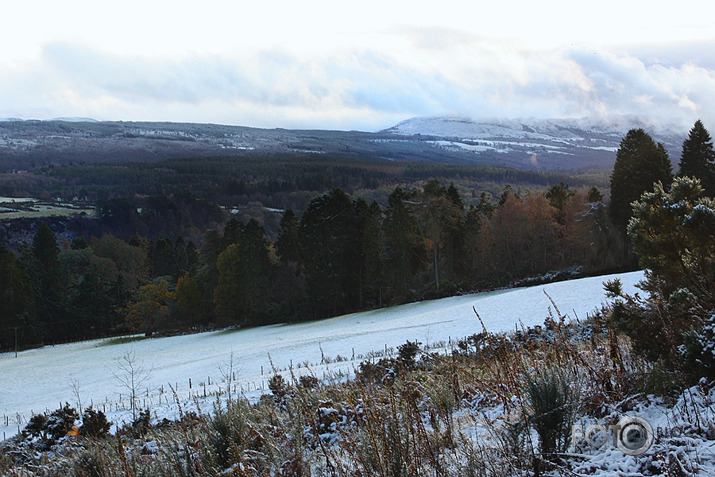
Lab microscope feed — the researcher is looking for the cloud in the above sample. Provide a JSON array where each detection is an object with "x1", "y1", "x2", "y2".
[{"x1": 1, "y1": 39, "x2": 714, "y2": 132}]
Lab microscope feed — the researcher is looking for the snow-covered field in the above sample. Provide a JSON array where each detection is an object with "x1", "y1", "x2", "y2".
[{"x1": 0, "y1": 271, "x2": 643, "y2": 439}]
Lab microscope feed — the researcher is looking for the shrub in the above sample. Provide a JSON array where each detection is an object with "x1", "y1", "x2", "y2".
[
  {"x1": 269, "y1": 374, "x2": 290, "y2": 401},
  {"x1": 74, "y1": 449, "x2": 107, "y2": 477},
  {"x1": 524, "y1": 365, "x2": 580, "y2": 455},
  {"x1": 299, "y1": 375, "x2": 319, "y2": 390},
  {"x1": 46, "y1": 403, "x2": 79, "y2": 441},
  {"x1": 80, "y1": 408, "x2": 112, "y2": 438},
  {"x1": 24, "y1": 414, "x2": 48, "y2": 439},
  {"x1": 397, "y1": 340, "x2": 421, "y2": 369},
  {"x1": 118, "y1": 409, "x2": 151, "y2": 438}
]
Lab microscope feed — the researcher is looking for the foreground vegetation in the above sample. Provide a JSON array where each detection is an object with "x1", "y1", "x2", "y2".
[
  {"x1": 2, "y1": 163, "x2": 714, "y2": 474},
  {"x1": 1, "y1": 301, "x2": 712, "y2": 476}
]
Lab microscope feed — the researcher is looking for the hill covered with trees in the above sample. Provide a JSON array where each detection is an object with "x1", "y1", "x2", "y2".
[{"x1": 1, "y1": 119, "x2": 713, "y2": 353}]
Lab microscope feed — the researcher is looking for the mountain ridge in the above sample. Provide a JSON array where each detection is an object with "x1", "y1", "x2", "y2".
[{"x1": 0, "y1": 116, "x2": 687, "y2": 172}]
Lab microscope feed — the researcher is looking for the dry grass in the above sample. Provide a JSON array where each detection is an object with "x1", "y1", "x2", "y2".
[{"x1": 0, "y1": 307, "x2": 664, "y2": 476}]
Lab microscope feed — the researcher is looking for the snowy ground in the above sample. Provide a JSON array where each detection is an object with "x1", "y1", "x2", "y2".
[{"x1": 0, "y1": 271, "x2": 643, "y2": 440}]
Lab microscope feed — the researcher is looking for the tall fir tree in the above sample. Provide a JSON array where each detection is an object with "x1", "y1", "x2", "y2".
[
  {"x1": 213, "y1": 244, "x2": 243, "y2": 325},
  {"x1": 238, "y1": 219, "x2": 271, "y2": 321},
  {"x1": 609, "y1": 128, "x2": 673, "y2": 232},
  {"x1": 196, "y1": 228, "x2": 224, "y2": 298},
  {"x1": 29, "y1": 222, "x2": 64, "y2": 340},
  {"x1": 353, "y1": 198, "x2": 384, "y2": 308},
  {"x1": 213, "y1": 220, "x2": 272, "y2": 326},
  {"x1": 175, "y1": 273, "x2": 208, "y2": 326},
  {"x1": 0, "y1": 245, "x2": 37, "y2": 351},
  {"x1": 276, "y1": 209, "x2": 301, "y2": 264},
  {"x1": 383, "y1": 187, "x2": 426, "y2": 299},
  {"x1": 299, "y1": 188, "x2": 358, "y2": 318},
  {"x1": 679, "y1": 119, "x2": 715, "y2": 196}
]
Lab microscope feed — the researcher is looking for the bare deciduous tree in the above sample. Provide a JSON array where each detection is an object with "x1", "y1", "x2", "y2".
[{"x1": 112, "y1": 350, "x2": 153, "y2": 420}]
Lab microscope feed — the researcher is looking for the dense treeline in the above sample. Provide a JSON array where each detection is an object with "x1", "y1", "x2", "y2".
[
  {"x1": 0, "y1": 154, "x2": 608, "y2": 214},
  {"x1": 0, "y1": 178, "x2": 622, "y2": 350},
  {"x1": 2, "y1": 120, "x2": 713, "y2": 352}
]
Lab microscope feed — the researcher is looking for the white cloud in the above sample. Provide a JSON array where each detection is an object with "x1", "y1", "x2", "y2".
[{"x1": 1, "y1": 37, "x2": 714, "y2": 132}]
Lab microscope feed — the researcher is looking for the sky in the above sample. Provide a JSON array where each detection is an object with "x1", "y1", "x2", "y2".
[{"x1": 1, "y1": 0, "x2": 714, "y2": 131}]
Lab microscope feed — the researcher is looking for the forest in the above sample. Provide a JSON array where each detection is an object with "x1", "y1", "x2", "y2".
[{"x1": 1, "y1": 120, "x2": 713, "y2": 352}]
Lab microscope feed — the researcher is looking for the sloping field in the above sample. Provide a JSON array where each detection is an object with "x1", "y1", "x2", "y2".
[{"x1": 0, "y1": 271, "x2": 643, "y2": 438}]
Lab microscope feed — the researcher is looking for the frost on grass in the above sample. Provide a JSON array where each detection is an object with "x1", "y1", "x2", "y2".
[{"x1": 3, "y1": 305, "x2": 715, "y2": 476}]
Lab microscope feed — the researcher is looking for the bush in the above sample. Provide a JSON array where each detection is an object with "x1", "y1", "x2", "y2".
[
  {"x1": 118, "y1": 409, "x2": 151, "y2": 438},
  {"x1": 397, "y1": 340, "x2": 421, "y2": 369},
  {"x1": 268, "y1": 374, "x2": 290, "y2": 401},
  {"x1": 24, "y1": 414, "x2": 48, "y2": 439},
  {"x1": 625, "y1": 177, "x2": 715, "y2": 379},
  {"x1": 524, "y1": 365, "x2": 580, "y2": 455},
  {"x1": 80, "y1": 408, "x2": 112, "y2": 438},
  {"x1": 298, "y1": 375, "x2": 319, "y2": 390},
  {"x1": 46, "y1": 404, "x2": 79, "y2": 441}
]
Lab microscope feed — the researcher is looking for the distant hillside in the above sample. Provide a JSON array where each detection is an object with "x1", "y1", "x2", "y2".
[
  {"x1": 0, "y1": 116, "x2": 686, "y2": 172},
  {"x1": 382, "y1": 116, "x2": 685, "y2": 169}
]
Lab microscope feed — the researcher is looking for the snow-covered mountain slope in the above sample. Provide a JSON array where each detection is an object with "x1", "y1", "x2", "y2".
[
  {"x1": 0, "y1": 116, "x2": 687, "y2": 172},
  {"x1": 381, "y1": 116, "x2": 684, "y2": 166},
  {"x1": 0, "y1": 271, "x2": 643, "y2": 439}
]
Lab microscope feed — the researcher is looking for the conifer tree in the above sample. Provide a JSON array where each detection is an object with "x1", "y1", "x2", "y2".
[
  {"x1": 384, "y1": 187, "x2": 426, "y2": 299},
  {"x1": 213, "y1": 244, "x2": 242, "y2": 325},
  {"x1": 455, "y1": 204, "x2": 482, "y2": 283},
  {"x1": 276, "y1": 209, "x2": 300, "y2": 263},
  {"x1": 213, "y1": 219, "x2": 271, "y2": 326},
  {"x1": 0, "y1": 245, "x2": 37, "y2": 351},
  {"x1": 196, "y1": 229, "x2": 224, "y2": 297},
  {"x1": 299, "y1": 188, "x2": 357, "y2": 317},
  {"x1": 545, "y1": 182, "x2": 574, "y2": 211},
  {"x1": 679, "y1": 119, "x2": 715, "y2": 195},
  {"x1": 446, "y1": 182, "x2": 464, "y2": 210},
  {"x1": 175, "y1": 274, "x2": 207, "y2": 326},
  {"x1": 586, "y1": 186, "x2": 604, "y2": 203},
  {"x1": 609, "y1": 128, "x2": 673, "y2": 231},
  {"x1": 238, "y1": 219, "x2": 271, "y2": 319},
  {"x1": 223, "y1": 218, "x2": 242, "y2": 247},
  {"x1": 32, "y1": 222, "x2": 61, "y2": 286},
  {"x1": 353, "y1": 198, "x2": 384, "y2": 308},
  {"x1": 29, "y1": 222, "x2": 64, "y2": 338}
]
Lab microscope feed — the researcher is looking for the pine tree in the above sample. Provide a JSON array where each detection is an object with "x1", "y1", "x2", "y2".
[
  {"x1": 213, "y1": 244, "x2": 243, "y2": 325},
  {"x1": 383, "y1": 187, "x2": 426, "y2": 299},
  {"x1": 679, "y1": 119, "x2": 715, "y2": 195},
  {"x1": 609, "y1": 128, "x2": 673, "y2": 231},
  {"x1": 238, "y1": 219, "x2": 271, "y2": 320},
  {"x1": 417, "y1": 180, "x2": 464, "y2": 290},
  {"x1": 213, "y1": 220, "x2": 271, "y2": 325},
  {"x1": 545, "y1": 182, "x2": 574, "y2": 211},
  {"x1": 196, "y1": 229, "x2": 224, "y2": 297},
  {"x1": 29, "y1": 222, "x2": 64, "y2": 338},
  {"x1": 175, "y1": 274, "x2": 207, "y2": 326},
  {"x1": 586, "y1": 186, "x2": 603, "y2": 203},
  {"x1": 276, "y1": 209, "x2": 300, "y2": 263},
  {"x1": 223, "y1": 218, "x2": 242, "y2": 247},
  {"x1": 150, "y1": 238, "x2": 176, "y2": 278},
  {"x1": 174, "y1": 237, "x2": 188, "y2": 276},
  {"x1": 455, "y1": 204, "x2": 482, "y2": 283},
  {"x1": 353, "y1": 198, "x2": 384, "y2": 308},
  {"x1": 446, "y1": 182, "x2": 464, "y2": 211},
  {"x1": 299, "y1": 188, "x2": 358, "y2": 317},
  {"x1": 32, "y1": 222, "x2": 61, "y2": 285},
  {"x1": 0, "y1": 245, "x2": 37, "y2": 351}
]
